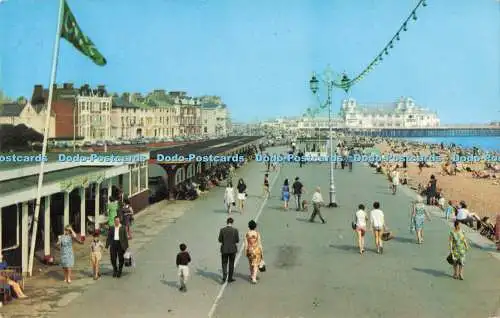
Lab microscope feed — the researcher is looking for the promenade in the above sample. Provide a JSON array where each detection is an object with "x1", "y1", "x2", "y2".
[{"x1": 6, "y1": 148, "x2": 500, "y2": 318}]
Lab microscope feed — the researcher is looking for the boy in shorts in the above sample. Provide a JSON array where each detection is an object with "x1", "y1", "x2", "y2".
[{"x1": 176, "y1": 243, "x2": 191, "y2": 292}]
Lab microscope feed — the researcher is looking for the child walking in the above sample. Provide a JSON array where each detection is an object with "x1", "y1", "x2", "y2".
[
  {"x1": 90, "y1": 232, "x2": 104, "y2": 280},
  {"x1": 176, "y1": 243, "x2": 191, "y2": 292}
]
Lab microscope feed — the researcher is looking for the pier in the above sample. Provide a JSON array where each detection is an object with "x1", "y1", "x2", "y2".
[{"x1": 307, "y1": 125, "x2": 500, "y2": 137}]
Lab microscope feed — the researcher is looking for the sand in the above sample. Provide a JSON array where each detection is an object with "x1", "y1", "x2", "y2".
[{"x1": 374, "y1": 140, "x2": 500, "y2": 219}]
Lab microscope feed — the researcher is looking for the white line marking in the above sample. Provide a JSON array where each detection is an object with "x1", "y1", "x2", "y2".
[{"x1": 207, "y1": 167, "x2": 281, "y2": 318}]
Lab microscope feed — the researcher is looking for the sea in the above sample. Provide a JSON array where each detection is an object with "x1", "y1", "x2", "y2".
[{"x1": 399, "y1": 137, "x2": 500, "y2": 152}]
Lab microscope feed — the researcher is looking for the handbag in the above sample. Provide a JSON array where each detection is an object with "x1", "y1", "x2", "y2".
[
  {"x1": 351, "y1": 222, "x2": 357, "y2": 230},
  {"x1": 258, "y1": 260, "x2": 266, "y2": 272},
  {"x1": 124, "y1": 250, "x2": 132, "y2": 267},
  {"x1": 446, "y1": 253, "x2": 455, "y2": 265}
]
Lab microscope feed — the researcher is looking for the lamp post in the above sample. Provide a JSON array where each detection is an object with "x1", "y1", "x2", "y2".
[{"x1": 309, "y1": 67, "x2": 351, "y2": 208}]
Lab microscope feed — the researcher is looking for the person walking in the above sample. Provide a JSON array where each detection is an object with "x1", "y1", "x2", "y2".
[
  {"x1": 107, "y1": 196, "x2": 119, "y2": 229},
  {"x1": 354, "y1": 204, "x2": 368, "y2": 254},
  {"x1": 90, "y1": 232, "x2": 105, "y2": 280},
  {"x1": 120, "y1": 199, "x2": 134, "y2": 239},
  {"x1": 218, "y1": 217, "x2": 239, "y2": 284},
  {"x1": 426, "y1": 174, "x2": 437, "y2": 205},
  {"x1": 370, "y1": 202, "x2": 385, "y2": 254},
  {"x1": 106, "y1": 216, "x2": 129, "y2": 278},
  {"x1": 309, "y1": 187, "x2": 326, "y2": 224},
  {"x1": 411, "y1": 196, "x2": 431, "y2": 244},
  {"x1": 57, "y1": 225, "x2": 82, "y2": 283},
  {"x1": 292, "y1": 177, "x2": 304, "y2": 211},
  {"x1": 176, "y1": 243, "x2": 191, "y2": 292},
  {"x1": 224, "y1": 182, "x2": 235, "y2": 214},
  {"x1": 262, "y1": 173, "x2": 270, "y2": 198},
  {"x1": 449, "y1": 221, "x2": 469, "y2": 280},
  {"x1": 236, "y1": 178, "x2": 247, "y2": 213},
  {"x1": 391, "y1": 168, "x2": 400, "y2": 195},
  {"x1": 245, "y1": 220, "x2": 263, "y2": 284},
  {"x1": 281, "y1": 179, "x2": 290, "y2": 210}
]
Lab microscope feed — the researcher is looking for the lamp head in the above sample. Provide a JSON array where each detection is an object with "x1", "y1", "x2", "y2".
[{"x1": 309, "y1": 73, "x2": 319, "y2": 94}]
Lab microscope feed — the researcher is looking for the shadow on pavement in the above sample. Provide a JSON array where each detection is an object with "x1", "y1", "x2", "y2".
[
  {"x1": 392, "y1": 236, "x2": 416, "y2": 244},
  {"x1": 413, "y1": 267, "x2": 452, "y2": 278},
  {"x1": 160, "y1": 278, "x2": 178, "y2": 289},
  {"x1": 214, "y1": 209, "x2": 229, "y2": 214},
  {"x1": 195, "y1": 268, "x2": 222, "y2": 283},
  {"x1": 329, "y1": 244, "x2": 358, "y2": 252},
  {"x1": 47, "y1": 270, "x2": 65, "y2": 280}
]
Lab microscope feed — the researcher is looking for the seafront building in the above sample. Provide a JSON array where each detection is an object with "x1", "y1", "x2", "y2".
[
  {"x1": 12, "y1": 83, "x2": 232, "y2": 141},
  {"x1": 260, "y1": 97, "x2": 440, "y2": 131}
]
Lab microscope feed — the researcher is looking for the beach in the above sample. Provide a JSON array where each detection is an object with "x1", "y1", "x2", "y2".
[{"x1": 373, "y1": 139, "x2": 500, "y2": 219}]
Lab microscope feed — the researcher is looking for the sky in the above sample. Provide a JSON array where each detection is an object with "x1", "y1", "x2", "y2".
[{"x1": 0, "y1": 0, "x2": 499, "y2": 124}]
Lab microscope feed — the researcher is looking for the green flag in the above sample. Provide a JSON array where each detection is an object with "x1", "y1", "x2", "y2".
[{"x1": 60, "y1": 0, "x2": 107, "y2": 66}]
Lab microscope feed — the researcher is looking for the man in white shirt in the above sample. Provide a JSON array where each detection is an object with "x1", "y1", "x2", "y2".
[
  {"x1": 106, "y1": 216, "x2": 129, "y2": 277},
  {"x1": 370, "y1": 201, "x2": 385, "y2": 254},
  {"x1": 309, "y1": 187, "x2": 326, "y2": 224}
]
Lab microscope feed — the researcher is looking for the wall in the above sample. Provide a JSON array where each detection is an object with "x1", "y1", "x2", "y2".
[{"x1": 52, "y1": 100, "x2": 76, "y2": 138}]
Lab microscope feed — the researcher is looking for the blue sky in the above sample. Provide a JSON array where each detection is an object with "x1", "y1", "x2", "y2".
[{"x1": 1, "y1": 0, "x2": 499, "y2": 123}]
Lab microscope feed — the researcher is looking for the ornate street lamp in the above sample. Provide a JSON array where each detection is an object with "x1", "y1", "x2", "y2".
[{"x1": 308, "y1": 66, "x2": 351, "y2": 208}]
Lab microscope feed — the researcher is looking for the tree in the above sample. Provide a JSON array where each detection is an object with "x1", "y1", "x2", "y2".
[{"x1": 0, "y1": 124, "x2": 43, "y2": 151}]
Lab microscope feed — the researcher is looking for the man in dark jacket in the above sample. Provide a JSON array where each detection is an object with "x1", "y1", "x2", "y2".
[
  {"x1": 292, "y1": 177, "x2": 304, "y2": 211},
  {"x1": 106, "y1": 216, "x2": 129, "y2": 278},
  {"x1": 218, "y1": 217, "x2": 239, "y2": 283}
]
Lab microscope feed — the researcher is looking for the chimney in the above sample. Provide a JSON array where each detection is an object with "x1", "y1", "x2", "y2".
[{"x1": 33, "y1": 85, "x2": 44, "y2": 102}]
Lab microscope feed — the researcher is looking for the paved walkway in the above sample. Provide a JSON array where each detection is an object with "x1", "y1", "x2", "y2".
[{"x1": 4, "y1": 151, "x2": 500, "y2": 318}]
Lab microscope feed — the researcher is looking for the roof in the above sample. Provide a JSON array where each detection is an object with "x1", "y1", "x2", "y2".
[
  {"x1": 150, "y1": 136, "x2": 262, "y2": 159},
  {"x1": 0, "y1": 103, "x2": 25, "y2": 117},
  {"x1": 0, "y1": 166, "x2": 109, "y2": 196},
  {"x1": 112, "y1": 97, "x2": 139, "y2": 108},
  {"x1": 201, "y1": 103, "x2": 220, "y2": 109}
]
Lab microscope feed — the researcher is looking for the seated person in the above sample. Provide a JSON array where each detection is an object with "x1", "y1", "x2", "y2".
[
  {"x1": 401, "y1": 171, "x2": 408, "y2": 185},
  {"x1": 456, "y1": 201, "x2": 476, "y2": 227},
  {"x1": 0, "y1": 255, "x2": 27, "y2": 299}
]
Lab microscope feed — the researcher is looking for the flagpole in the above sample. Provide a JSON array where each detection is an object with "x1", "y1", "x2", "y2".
[{"x1": 27, "y1": 0, "x2": 65, "y2": 276}]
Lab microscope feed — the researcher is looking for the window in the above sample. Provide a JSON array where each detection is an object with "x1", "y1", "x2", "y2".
[
  {"x1": 131, "y1": 169, "x2": 138, "y2": 194},
  {"x1": 204, "y1": 127, "x2": 208, "y2": 133},
  {"x1": 140, "y1": 166, "x2": 147, "y2": 191}
]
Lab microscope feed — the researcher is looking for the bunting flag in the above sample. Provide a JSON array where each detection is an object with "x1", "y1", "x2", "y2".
[{"x1": 60, "y1": 0, "x2": 107, "y2": 66}]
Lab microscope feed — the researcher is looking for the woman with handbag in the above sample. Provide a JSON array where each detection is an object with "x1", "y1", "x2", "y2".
[
  {"x1": 449, "y1": 221, "x2": 469, "y2": 280},
  {"x1": 411, "y1": 196, "x2": 431, "y2": 244},
  {"x1": 245, "y1": 220, "x2": 263, "y2": 284},
  {"x1": 353, "y1": 204, "x2": 368, "y2": 254}
]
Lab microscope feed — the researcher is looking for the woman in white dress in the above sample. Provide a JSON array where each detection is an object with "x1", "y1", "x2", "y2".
[
  {"x1": 224, "y1": 182, "x2": 235, "y2": 214},
  {"x1": 391, "y1": 168, "x2": 400, "y2": 195}
]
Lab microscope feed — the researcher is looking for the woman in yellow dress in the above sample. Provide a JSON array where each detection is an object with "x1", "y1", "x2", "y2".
[{"x1": 245, "y1": 220, "x2": 263, "y2": 284}]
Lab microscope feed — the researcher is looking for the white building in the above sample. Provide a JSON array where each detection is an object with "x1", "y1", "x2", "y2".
[
  {"x1": 200, "y1": 103, "x2": 230, "y2": 136},
  {"x1": 340, "y1": 97, "x2": 440, "y2": 128},
  {"x1": 0, "y1": 101, "x2": 56, "y2": 137},
  {"x1": 76, "y1": 85, "x2": 112, "y2": 141}
]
